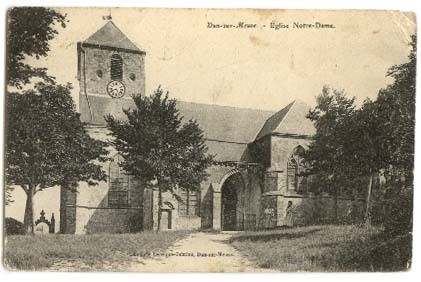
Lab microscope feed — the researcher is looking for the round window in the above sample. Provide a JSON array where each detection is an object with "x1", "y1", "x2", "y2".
[
  {"x1": 96, "y1": 70, "x2": 103, "y2": 78},
  {"x1": 129, "y1": 73, "x2": 136, "y2": 81}
]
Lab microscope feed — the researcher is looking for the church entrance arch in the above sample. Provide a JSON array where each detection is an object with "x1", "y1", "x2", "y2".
[{"x1": 221, "y1": 172, "x2": 245, "y2": 231}]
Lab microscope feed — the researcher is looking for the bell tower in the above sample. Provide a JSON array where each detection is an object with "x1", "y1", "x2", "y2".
[
  {"x1": 77, "y1": 20, "x2": 146, "y2": 125},
  {"x1": 60, "y1": 20, "x2": 146, "y2": 233}
]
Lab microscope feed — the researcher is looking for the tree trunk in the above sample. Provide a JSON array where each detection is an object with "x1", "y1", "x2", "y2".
[
  {"x1": 23, "y1": 186, "x2": 35, "y2": 234},
  {"x1": 334, "y1": 186, "x2": 338, "y2": 223},
  {"x1": 157, "y1": 187, "x2": 162, "y2": 232},
  {"x1": 365, "y1": 173, "x2": 374, "y2": 226}
]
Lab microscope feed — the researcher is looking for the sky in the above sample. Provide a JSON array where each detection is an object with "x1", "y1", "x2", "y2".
[{"x1": 25, "y1": 7, "x2": 416, "y2": 111}]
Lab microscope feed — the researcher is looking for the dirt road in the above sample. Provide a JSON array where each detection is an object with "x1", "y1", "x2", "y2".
[{"x1": 126, "y1": 232, "x2": 271, "y2": 272}]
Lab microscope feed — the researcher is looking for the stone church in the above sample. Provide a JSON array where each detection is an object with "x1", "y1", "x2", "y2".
[{"x1": 60, "y1": 21, "x2": 364, "y2": 234}]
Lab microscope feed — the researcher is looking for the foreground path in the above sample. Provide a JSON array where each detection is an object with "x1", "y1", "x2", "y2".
[{"x1": 126, "y1": 232, "x2": 272, "y2": 272}]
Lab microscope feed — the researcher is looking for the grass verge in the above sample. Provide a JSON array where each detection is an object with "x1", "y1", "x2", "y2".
[
  {"x1": 4, "y1": 230, "x2": 191, "y2": 271},
  {"x1": 229, "y1": 225, "x2": 411, "y2": 272}
]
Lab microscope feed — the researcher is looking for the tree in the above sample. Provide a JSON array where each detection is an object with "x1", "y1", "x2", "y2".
[
  {"x1": 303, "y1": 86, "x2": 357, "y2": 221},
  {"x1": 5, "y1": 83, "x2": 107, "y2": 233},
  {"x1": 6, "y1": 7, "x2": 67, "y2": 88},
  {"x1": 106, "y1": 87, "x2": 214, "y2": 231},
  {"x1": 375, "y1": 34, "x2": 416, "y2": 182},
  {"x1": 5, "y1": 7, "x2": 68, "y2": 206},
  {"x1": 368, "y1": 35, "x2": 416, "y2": 234},
  {"x1": 304, "y1": 35, "x2": 416, "y2": 227},
  {"x1": 305, "y1": 87, "x2": 407, "y2": 224},
  {"x1": 349, "y1": 35, "x2": 416, "y2": 227},
  {"x1": 343, "y1": 101, "x2": 386, "y2": 224}
]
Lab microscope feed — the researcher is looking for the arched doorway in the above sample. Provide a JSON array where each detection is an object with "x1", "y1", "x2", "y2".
[{"x1": 221, "y1": 172, "x2": 245, "y2": 231}]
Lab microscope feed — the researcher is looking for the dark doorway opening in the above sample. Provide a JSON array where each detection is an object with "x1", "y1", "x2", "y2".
[{"x1": 221, "y1": 173, "x2": 244, "y2": 231}]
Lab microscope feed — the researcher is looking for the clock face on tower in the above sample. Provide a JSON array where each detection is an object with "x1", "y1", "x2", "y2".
[{"x1": 107, "y1": 80, "x2": 126, "y2": 98}]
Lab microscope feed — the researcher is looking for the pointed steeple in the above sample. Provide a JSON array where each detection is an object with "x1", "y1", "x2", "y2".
[{"x1": 82, "y1": 21, "x2": 143, "y2": 53}]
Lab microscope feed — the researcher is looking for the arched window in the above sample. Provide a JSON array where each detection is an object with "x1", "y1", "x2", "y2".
[
  {"x1": 178, "y1": 189, "x2": 200, "y2": 216},
  {"x1": 287, "y1": 157, "x2": 298, "y2": 191},
  {"x1": 287, "y1": 146, "x2": 308, "y2": 193},
  {"x1": 108, "y1": 154, "x2": 130, "y2": 207},
  {"x1": 110, "y1": 54, "x2": 123, "y2": 81}
]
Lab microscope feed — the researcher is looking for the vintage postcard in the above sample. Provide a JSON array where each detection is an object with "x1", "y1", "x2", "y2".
[{"x1": 3, "y1": 7, "x2": 416, "y2": 272}]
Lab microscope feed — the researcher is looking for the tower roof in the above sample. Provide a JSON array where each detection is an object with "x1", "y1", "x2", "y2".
[{"x1": 82, "y1": 21, "x2": 144, "y2": 53}]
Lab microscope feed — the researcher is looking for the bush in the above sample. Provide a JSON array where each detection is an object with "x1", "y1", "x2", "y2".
[
  {"x1": 383, "y1": 186, "x2": 413, "y2": 237},
  {"x1": 5, "y1": 217, "x2": 25, "y2": 235}
]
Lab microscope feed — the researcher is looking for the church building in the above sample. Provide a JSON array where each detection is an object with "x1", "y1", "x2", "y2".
[{"x1": 60, "y1": 21, "x2": 364, "y2": 234}]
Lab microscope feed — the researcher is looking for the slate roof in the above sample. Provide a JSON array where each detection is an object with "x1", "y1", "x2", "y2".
[
  {"x1": 176, "y1": 101, "x2": 273, "y2": 144},
  {"x1": 254, "y1": 101, "x2": 294, "y2": 140},
  {"x1": 80, "y1": 94, "x2": 273, "y2": 161},
  {"x1": 81, "y1": 21, "x2": 143, "y2": 52},
  {"x1": 255, "y1": 99, "x2": 316, "y2": 140}
]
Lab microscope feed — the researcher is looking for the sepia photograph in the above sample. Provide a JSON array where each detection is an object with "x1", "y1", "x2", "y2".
[{"x1": 2, "y1": 6, "x2": 417, "y2": 273}]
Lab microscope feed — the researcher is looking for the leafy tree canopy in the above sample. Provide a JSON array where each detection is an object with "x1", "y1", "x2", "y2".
[
  {"x1": 105, "y1": 87, "x2": 214, "y2": 193},
  {"x1": 303, "y1": 35, "x2": 416, "y2": 228},
  {"x1": 7, "y1": 7, "x2": 67, "y2": 88},
  {"x1": 303, "y1": 86, "x2": 357, "y2": 194},
  {"x1": 370, "y1": 34, "x2": 416, "y2": 179},
  {"x1": 6, "y1": 83, "x2": 108, "y2": 193},
  {"x1": 305, "y1": 35, "x2": 416, "y2": 192}
]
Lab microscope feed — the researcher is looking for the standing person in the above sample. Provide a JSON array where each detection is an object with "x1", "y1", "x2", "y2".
[{"x1": 285, "y1": 201, "x2": 294, "y2": 227}]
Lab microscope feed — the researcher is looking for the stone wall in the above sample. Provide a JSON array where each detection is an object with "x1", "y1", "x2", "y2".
[
  {"x1": 199, "y1": 165, "x2": 239, "y2": 229},
  {"x1": 259, "y1": 194, "x2": 278, "y2": 229},
  {"x1": 72, "y1": 180, "x2": 143, "y2": 234},
  {"x1": 270, "y1": 136, "x2": 311, "y2": 194},
  {"x1": 254, "y1": 135, "x2": 366, "y2": 228},
  {"x1": 275, "y1": 195, "x2": 366, "y2": 226},
  {"x1": 243, "y1": 168, "x2": 263, "y2": 230},
  {"x1": 75, "y1": 207, "x2": 142, "y2": 234},
  {"x1": 78, "y1": 45, "x2": 145, "y2": 98},
  {"x1": 248, "y1": 136, "x2": 271, "y2": 167},
  {"x1": 60, "y1": 187, "x2": 77, "y2": 234},
  {"x1": 142, "y1": 189, "x2": 202, "y2": 231},
  {"x1": 60, "y1": 126, "x2": 144, "y2": 234},
  {"x1": 257, "y1": 194, "x2": 365, "y2": 228}
]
